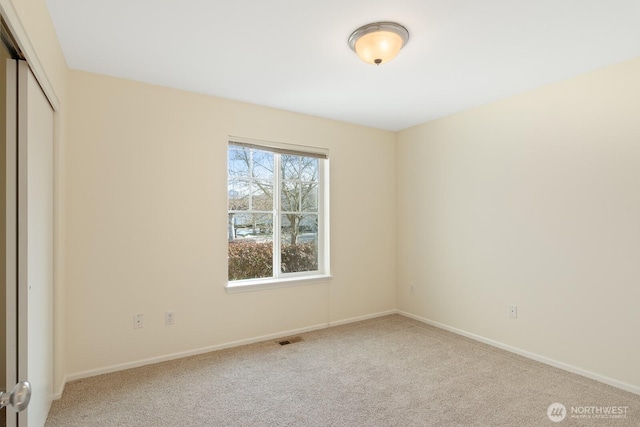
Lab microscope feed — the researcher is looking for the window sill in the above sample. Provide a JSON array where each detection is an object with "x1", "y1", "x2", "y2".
[{"x1": 225, "y1": 274, "x2": 332, "y2": 293}]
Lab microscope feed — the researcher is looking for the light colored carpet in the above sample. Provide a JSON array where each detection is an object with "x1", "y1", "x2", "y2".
[{"x1": 46, "y1": 315, "x2": 639, "y2": 426}]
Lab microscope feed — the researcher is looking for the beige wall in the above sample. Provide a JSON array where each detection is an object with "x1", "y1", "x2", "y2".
[
  {"x1": 64, "y1": 70, "x2": 397, "y2": 376},
  {"x1": 397, "y1": 57, "x2": 640, "y2": 389}
]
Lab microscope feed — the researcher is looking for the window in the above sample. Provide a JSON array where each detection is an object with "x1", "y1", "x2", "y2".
[{"x1": 227, "y1": 138, "x2": 329, "y2": 289}]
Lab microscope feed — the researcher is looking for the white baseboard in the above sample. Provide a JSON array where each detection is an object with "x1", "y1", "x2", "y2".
[
  {"x1": 398, "y1": 310, "x2": 640, "y2": 396},
  {"x1": 52, "y1": 380, "x2": 66, "y2": 400},
  {"x1": 329, "y1": 309, "x2": 399, "y2": 327},
  {"x1": 55, "y1": 309, "x2": 398, "y2": 399}
]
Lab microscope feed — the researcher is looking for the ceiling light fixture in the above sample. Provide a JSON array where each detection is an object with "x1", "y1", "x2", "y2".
[{"x1": 348, "y1": 22, "x2": 409, "y2": 65}]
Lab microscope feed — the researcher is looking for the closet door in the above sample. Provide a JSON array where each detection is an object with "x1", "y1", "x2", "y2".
[
  {"x1": 18, "y1": 59, "x2": 54, "y2": 427},
  {"x1": 3, "y1": 59, "x2": 54, "y2": 427}
]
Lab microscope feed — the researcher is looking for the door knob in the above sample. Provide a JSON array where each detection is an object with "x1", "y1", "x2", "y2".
[{"x1": 0, "y1": 381, "x2": 31, "y2": 412}]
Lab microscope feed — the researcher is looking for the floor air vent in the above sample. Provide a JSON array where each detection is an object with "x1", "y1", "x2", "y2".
[{"x1": 277, "y1": 336, "x2": 304, "y2": 346}]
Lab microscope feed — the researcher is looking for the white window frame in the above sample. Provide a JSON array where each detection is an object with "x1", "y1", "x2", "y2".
[{"x1": 226, "y1": 136, "x2": 331, "y2": 292}]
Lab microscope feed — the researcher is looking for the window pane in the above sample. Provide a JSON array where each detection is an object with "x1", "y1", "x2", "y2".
[
  {"x1": 280, "y1": 214, "x2": 318, "y2": 273},
  {"x1": 281, "y1": 154, "x2": 300, "y2": 180},
  {"x1": 252, "y1": 150, "x2": 274, "y2": 179},
  {"x1": 252, "y1": 180, "x2": 273, "y2": 211},
  {"x1": 281, "y1": 182, "x2": 299, "y2": 212},
  {"x1": 231, "y1": 213, "x2": 273, "y2": 239},
  {"x1": 228, "y1": 212, "x2": 273, "y2": 280},
  {"x1": 300, "y1": 182, "x2": 318, "y2": 212},
  {"x1": 300, "y1": 158, "x2": 318, "y2": 182},
  {"x1": 228, "y1": 178, "x2": 250, "y2": 210},
  {"x1": 228, "y1": 148, "x2": 250, "y2": 177},
  {"x1": 228, "y1": 239, "x2": 273, "y2": 280}
]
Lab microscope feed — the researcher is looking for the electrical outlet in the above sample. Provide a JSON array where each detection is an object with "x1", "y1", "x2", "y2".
[
  {"x1": 133, "y1": 314, "x2": 144, "y2": 329},
  {"x1": 509, "y1": 305, "x2": 518, "y2": 319},
  {"x1": 165, "y1": 311, "x2": 175, "y2": 325},
  {"x1": 410, "y1": 283, "x2": 415, "y2": 294}
]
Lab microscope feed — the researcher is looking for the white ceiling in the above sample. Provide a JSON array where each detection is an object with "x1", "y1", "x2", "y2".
[{"x1": 45, "y1": 0, "x2": 640, "y2": 131}]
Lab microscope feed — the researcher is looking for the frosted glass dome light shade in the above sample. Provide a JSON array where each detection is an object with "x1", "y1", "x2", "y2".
[{"x1": 348, "y1": 22, "x2": 409, "y2": 65}]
